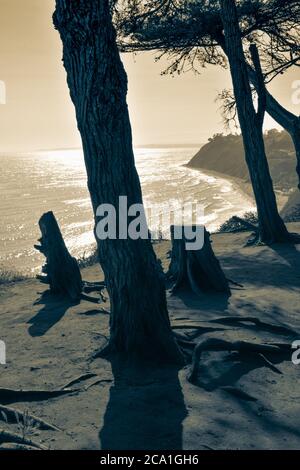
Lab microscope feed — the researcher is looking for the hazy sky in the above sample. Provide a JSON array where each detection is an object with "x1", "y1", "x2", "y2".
[{"x1": 0, "y1": 0, "x2": 299, "y2": 152}]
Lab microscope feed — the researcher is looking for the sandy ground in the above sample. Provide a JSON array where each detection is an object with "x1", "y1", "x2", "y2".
[{"x1": 0, "y1": 225, "x2": 300, "y2": 450}]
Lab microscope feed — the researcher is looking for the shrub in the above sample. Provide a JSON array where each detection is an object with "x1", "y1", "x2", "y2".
[{"x1": 218, "y1": 211, "x2": 258, "y2": 233}]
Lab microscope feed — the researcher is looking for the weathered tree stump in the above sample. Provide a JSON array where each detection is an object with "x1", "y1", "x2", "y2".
[
  {"x1": 34, "y1": 212, "x2": 82, "y2": 302},
  {"x1": 167, "y1": 225, "x2": 230, "y2": 296}
]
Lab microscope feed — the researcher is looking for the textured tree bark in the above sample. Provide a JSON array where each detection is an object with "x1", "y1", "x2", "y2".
[
  {"x1": 35, "y1": 212, "x2": 82, "y2": 302},
  {"x1": 168, "y1": 226, "x2": 230, "y2": 295},
  {"x1": 53, "y1": 0, "x2": 183, "y2": 363},
  {"x1": 220, "y1": 0, "x2": 290, "y2": 244}
]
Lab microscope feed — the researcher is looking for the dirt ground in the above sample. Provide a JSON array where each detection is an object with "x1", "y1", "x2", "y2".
[{"x1": 0, "y1": 225, "x2": 300, "y2": 450}]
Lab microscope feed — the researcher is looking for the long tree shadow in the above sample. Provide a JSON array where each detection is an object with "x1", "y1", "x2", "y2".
[
  {"x1": 99, "y1": 357, "x2": 188, "y2": 450},
  {"x1": 28, "y1": 290, "x2": 76, "y2": 337},
  {"x1": 220, "y1": 242, "x2": 300, "y2": 289},
  {"x1": 221, "y1": 387, "x2": 300, "y2": 447},
  {"x1": 270, "y1": 242, "x2": 300, "y2": 276}
]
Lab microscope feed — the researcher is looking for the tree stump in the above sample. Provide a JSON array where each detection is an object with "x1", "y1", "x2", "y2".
[
  {"x1": 34, "y1": 212, "x2": 83, "y2": 302},
  {"x1": 168, "y1": 225, "x2": 230, "y2": 296}
]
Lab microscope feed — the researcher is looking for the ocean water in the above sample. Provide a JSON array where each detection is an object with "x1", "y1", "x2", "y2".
[{"x1": 0, "y1": 147, "x2": 254, "y2": 275}]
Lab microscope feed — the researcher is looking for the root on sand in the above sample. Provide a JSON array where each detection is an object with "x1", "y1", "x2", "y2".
[
  {"x1": 187, "y1": 338, "x2": 290, "y2": 384},
  {"x1": 0, "y1": 428, "x2": 47, "y2": 450}
]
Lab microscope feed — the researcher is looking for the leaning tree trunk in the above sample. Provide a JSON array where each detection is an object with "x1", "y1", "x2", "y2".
[
  {"x1": 220, "y1": 0, "x2": 290, "y2": 244},
  {"x1": 53, "y1": 0, "x2": 183, "y2": 363},
  {"x1": 217, "y1": 34, "x2": 300, "y2": 191},
  {"x1": 168, "y1": 226, "x2": 230, "y2": 296},
  {"x1": 247, "y1": 66, "x2": 300, "y2": 190}
]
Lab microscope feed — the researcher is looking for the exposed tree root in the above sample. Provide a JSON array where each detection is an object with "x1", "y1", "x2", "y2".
[
  {"x1": 0, "y1": 443, "x2": 42, "y2": 451},
  {"x1": 173, "y1": 334, "x2": 196, "y2": 351},
  {"x1": 220, "y1": 386, "x2": 258, "y2": 402},
  {"x1": 288, "y1": 232, "x2": 300, "y2": 244},
  {"x1": 0, "y1": 388, "x2": 75, "y2": 405},
  {"x1": 173, "y1": 316, "x2": 297, "y2": 337},
  {"x1": 227, "y1": 278, "x2": 244, "y2": 289},
  {"x1": 62, "y1": 373, "x2": 98, "y2": 389},
  {"x1": 245, "y1": 230, "x2": 300, "y2": 247},
  {"x1": 82, "y1": 281, "x2": 107, "y2": 303},
  {"x1": 266, "y1": 342, "x2": 292, "y2": 351},
  {"x1": 90, "y1": 341, "x2": 112, "y2": 361},
  {"x1": 257, "y1": 353, "x2": 282, "y2": 375},
  {"x1": 82, "y1": 281, "x2": 106, "y2": 293},
  {"x1": 208, "y1": 316, "x2": 298, "y2": 336},
  {"x1": 0, "y1": 405, "x2": 60, "y2": 431},
  {"x1": 0, "y1": 429, "x2": 47, "y2": 450},
  {"x1": 172, "y1": 323, "x2": 228, "y2": 335},
  {"x1": 188, "y1": 338, "x2": 290, "y2": 384},
  {"x1": 80, "y1": 293, "x2": 104, "y2": 304},
  {"x1": 79, "y1": 308, "x2": 109, "y2": 316},
  {"x1": 84, "y1": 379, "x2": 113, "y2": 391},
  {"x1": 200, "y1": 444, "x2": 216, "y2": 450}
]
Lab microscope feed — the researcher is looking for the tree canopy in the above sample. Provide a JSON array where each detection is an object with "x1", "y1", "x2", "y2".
[{"x1": 116, "y1": 0, "x2": 300, "y2": 81}]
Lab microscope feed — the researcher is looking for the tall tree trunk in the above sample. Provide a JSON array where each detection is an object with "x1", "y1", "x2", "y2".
[
  {"x1": 217, "y1": 36, "x2": 300, "y2": 190},
  {"x1": 220, "y1": 0, "x2": 290, "y2": 244},
  {"x1": 53, "y1": 0, "x2": 183, "y2": 364}
]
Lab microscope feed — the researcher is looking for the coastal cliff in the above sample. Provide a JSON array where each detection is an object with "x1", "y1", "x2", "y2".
[{"x1": 187, "y1": 130, "x2": 300, "y2": 220}]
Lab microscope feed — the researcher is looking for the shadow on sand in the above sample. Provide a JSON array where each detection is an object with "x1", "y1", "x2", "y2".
[
  {"x1": 221, "y1": 241, "x2": 300, "y2": 289},
  {"x1": 28, "y1": 290, "x2": 76, "y2": 337},
  {"x1": 99, "y1": 356, "x2": 188, "y2": 450}
]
